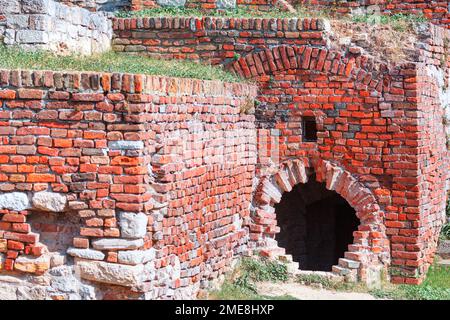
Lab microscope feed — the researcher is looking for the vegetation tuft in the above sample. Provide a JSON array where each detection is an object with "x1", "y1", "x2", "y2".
[
  {"x1": 208, "y1": 257, "x2": 292, "y2": 300},
  {"x1": 352, "y1": 13, "x2": 427, "y2": 31}
]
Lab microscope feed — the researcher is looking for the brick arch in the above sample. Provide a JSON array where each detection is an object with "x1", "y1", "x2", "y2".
[
  {"x1": 228, "y1": 45, "x2": 387, "y2": 96},
  {"x1": 251, "y1": 157, "x2": 391, "y2": 282}
]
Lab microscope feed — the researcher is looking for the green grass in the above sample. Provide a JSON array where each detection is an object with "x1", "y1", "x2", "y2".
[
  {"x1": 0, "y1": 45, "x2": 242, "y2": 83},
  {"x1": 208, "y1": 257, "x2": 293, "y2": 300},
  {"x1": 370, "y1": 263, "x2": 450, "y2": 300},
  {"x1": 352, "y1": 13, "x2": 427, "y2": 31}
]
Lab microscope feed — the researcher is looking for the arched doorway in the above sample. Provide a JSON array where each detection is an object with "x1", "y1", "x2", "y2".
[
  {"x1": 274, "y1": 177, "x2": 359, "y2": 271},
  {"x1": 252, "y1": 159, "x2": 390, "y2": 282}
]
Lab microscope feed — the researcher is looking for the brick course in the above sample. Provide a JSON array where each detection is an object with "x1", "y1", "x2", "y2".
[{"x1": 112, "y1": 16, "x2": 328, "y2": 64}]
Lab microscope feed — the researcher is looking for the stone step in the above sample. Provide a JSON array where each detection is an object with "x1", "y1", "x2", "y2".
[
  {"x1": 437, "y1": 240, "x2": 450, "y2": 259},
  {"x1": 277, "y1": 254, "x2": 293, "y2": 263},
  {"x1": 338, "y1": 258, "x2": 360, "y2": 269},
  {"x1": 286, "y1": 262, "x2": 300, "y2": 274},
  {"x1": 436, "y1": 259, "x2": 450, "y2": 267},
  {"x1": 258, "y1": 247, "x2": 286, "y2": 259},
  {"x1": 332, "y1": 265, "x2": 351, "y2": 276}
]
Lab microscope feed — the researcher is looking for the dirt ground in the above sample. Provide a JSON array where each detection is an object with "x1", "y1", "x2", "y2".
[{"x1": 256, "y1": 281, "x2": 381, "y2": 300}]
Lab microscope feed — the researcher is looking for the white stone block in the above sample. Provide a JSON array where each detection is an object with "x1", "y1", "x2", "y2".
[
  {"x1": 67, "y1": 248, "x2": 105, "y2": 261},
  {"x1": 6, "y1": 15, "x2": 29, "y2": 29},
  {"x1": 32, "y1": 191, "x2": 67, "y2": 212},
  {"x1": 76, "y1": 260, "x2": 145, "y2": 287},
  {"x1": 108, "y1": 140, "x2": 144, "y2": 150},
  {"x1": 0, "y1": 0, "x2": 21, "y2": 14},
  {"x1": 0, "y1": 192, "x2": 30, "y2": 211},
  {"x1": 118, "y1": 249, "x2": 155, "y2": 265},
  {"x1": 119, "y1": 212, "x2": 148, "y2": 239},
  {"x1": 16, "y1": 30, "x2": 49, "y2": 44},
  {"x1": 92, "y1": 238, "x2": 144, "y2": 251}
]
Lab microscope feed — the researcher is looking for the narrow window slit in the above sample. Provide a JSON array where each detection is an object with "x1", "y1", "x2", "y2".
[{"x1": 303, "y1": 117, "x2": 317, "y2": 142}]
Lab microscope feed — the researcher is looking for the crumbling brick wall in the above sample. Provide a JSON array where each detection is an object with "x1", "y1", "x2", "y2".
[
  {"x1": 412, "y1": 23, "x2": 450, "y2": 279},
  {"x1": 0, "y1": 0, "x2": 112, "y2": 55},
  {"x1": 112, "y1": 15, "x2": 449, "y2": 284},
  {"x1": 230, "y1": 23, "x2": 449, "y2": 284},
  {"x1": 0, "y1": 69, "x2": 257, "y2": 299},
  {"x1": 297, "y1": 0, "x2": 450, "y2": 29},
  {"x1": 112, "y1": 16, "x2": 328, "y2": 64}
]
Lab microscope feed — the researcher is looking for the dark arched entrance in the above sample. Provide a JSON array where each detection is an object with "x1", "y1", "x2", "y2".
[{"x1": 274, "y1": 177, "x2": 359, "y2": 271}]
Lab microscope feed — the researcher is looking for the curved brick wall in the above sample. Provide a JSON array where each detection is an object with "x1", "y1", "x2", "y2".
[
  {"x1": 0, "y1": 69, "x2": 258, "y2": 299},
  {"x1": 112, "y1": 16, "x2": 328, "y2": 64}
]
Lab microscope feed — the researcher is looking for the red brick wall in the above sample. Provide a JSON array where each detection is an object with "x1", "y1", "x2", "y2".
[
  {"x1": 411, "y1": 24, "x2": 450, "y2": 281},
  {"x1": 112, "y1": 15, "x2": 449, "y2": 284},
  {"x1": 227, "y1": 23, "x2": 449, "y2": 282},
  {"x1": 0, "y1": 69, "x2": 258, "y2": 298},
  {"x1": 298, "y1": 0, "x2": 450, "y2": 29},
  {"x1": 112, "y1": 16, "x2": 328, "y2": 64}
]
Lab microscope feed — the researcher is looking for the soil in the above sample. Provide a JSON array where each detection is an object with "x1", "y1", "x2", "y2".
[{"x1": 256, "y1": 280, "x2": 381, "y2": 300}]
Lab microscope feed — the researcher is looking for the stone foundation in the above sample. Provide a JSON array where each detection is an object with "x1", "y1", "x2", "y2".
[{"x1": 0, "y1": 0, "x2": 112, "y2": 55}]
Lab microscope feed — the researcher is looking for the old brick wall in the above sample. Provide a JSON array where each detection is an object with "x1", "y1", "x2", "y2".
[
  {"x1": 411, "y1": 23, "x2": 450, "y2": 282},
  {"x1": 0, "y1": 69, "x2": 257, "y2": 299},
  {"x1": 227, "y1": 22, "x2": 450, "y2": 283},
  {"x1": 297, "y1": 0, "x2": 450, "y2": 29},
  {"x1": 112, "y1": 16, "x2": 328, "y2": 64},
  {"x1": 112, "y1": 14, "x2": 449, "y2": 284}
]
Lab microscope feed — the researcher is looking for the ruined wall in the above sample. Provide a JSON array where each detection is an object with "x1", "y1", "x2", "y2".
[
  {"x1": 112, "y1": 16, "x2": 328, "y2": 64},
  {"x1": 0, "y1": 69, "x2": 257, "y2": 299},
  {"x1": 413, "y1": 23, "x2": 450, "y2": 279},
  {"x1": 298, "y1": 0, "x2": 450, "y2": 29},
  {"x1": 0, "y1": 0, "x2": 112, "y2": 55},
  {"x1": 112, "y1": 15, "x2": 450, "y2": 284},
  {"x1": 227, "y1": 22, "x2": 450, "y2": 284}
]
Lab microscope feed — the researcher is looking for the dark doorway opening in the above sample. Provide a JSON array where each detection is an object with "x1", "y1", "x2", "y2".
[{"x1": 274, "y1": 177, "x2": 359, "y2": 271}]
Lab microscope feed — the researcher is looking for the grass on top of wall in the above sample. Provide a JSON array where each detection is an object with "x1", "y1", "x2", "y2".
[
  {"x1": 116, "y1": 7, "x2": 427, "y2": 33},
  {"x1": 115, "y1": 6, "x2": 298, "y2": 19},
  {"x1": 0, "y1": 45, "x2": 243, "y2": 83}
]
